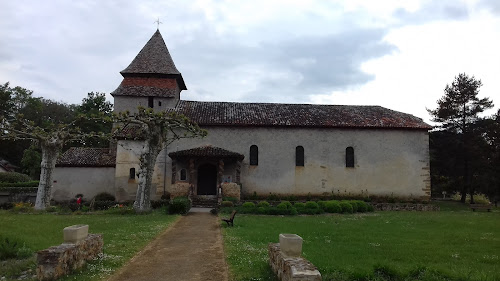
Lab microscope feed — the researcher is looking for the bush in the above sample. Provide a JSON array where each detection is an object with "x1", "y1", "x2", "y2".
[
  {"x1": 367, "y1": 204, "x2": 375, "y2": 212},
  {"x1": 168, "y1": 197, "x2": 191, "y2": 214},
  {"x1": 257, "y1": 201, "x2": 270, "y2": 207},
  {"x1": 242, "y1": 202, "x2": 256, "y2": 208},
  {"x1": 339, "y1": 201, "x2": 353, "y2": 213},
  {"x1": 92, "y1": 201, "x2": 117, "y2": 211},
  {"x1": 0, "y1": 236, "x2": 32, "y2": 260},
  {"x1": 11, "y1": 202, "x2": 33, "y2": 213},
  {"x1": 0, "y1": 181, "x2": 39, "y2": 188},
  {"x1": 349, "y1": 200, "x2": 359, "y2": 213},
  {"x1": 0, "y1": 172, "x2": 31, "y2": 183},
  {"x1": 317, "y1": 201, "x2": 327, "y2": 210},
  {"x1": 305, "y1": 201, "x2": 319, "y2": 209},
  {"x1": 277, "y1": 201, "x2": 293, "y2": 210},
  {"x1": 94, "y1": 192, "x2": 115, "y2": 201},
  {"x1": 294, "y1": 202, "x2": 305, "y2": 209},
  {"x1": 355, "y1": 200, "x2": 368, "y2": 212},
  {"x1": 221, "y1": 201, "x2": 234, "y2": 207},
  {"x1": 106, "y1": 205, "x2": 136, "y2": 215},
  {"x1": 325, "y1": 201, "x2": 342, "y2": 213},
  {"x1": 298, "y1": 208, "x2": 323, "y2": 215}
]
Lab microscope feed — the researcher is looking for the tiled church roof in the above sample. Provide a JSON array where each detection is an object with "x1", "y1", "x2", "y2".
[
  {"x1": 169, "y1": 146, "x2": 244, "y2": 160},
  {"x1": 57, "y1": 148, "x2": 116, "y2": 167},
  {"x1": 174, "y1": 101, "x2": 431, "y2": 130}
]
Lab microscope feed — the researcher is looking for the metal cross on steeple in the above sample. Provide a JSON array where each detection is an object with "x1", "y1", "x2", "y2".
[{"x1": 154, "y1": 18, "x2": 163, "y2": 29}]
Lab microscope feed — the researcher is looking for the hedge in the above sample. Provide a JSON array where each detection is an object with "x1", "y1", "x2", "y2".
[{"x1": 0, "y1": 172, "x2": 31, "y2": 183}]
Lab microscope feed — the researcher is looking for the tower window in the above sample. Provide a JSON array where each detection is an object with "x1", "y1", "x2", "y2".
[
  {"x1": 129, "y1": 168, "x2": 136, "y2": 179},
  {"x1": 296, "y1": 146, "x2": 304, "y2": 166},
  {"x1": 158, "y1": 101, "x2": 162, "y2": 107},
  {"x1": 148, "y1": 97, "x2": 154, "y2": 108},
  {"x1": 180, "y1": 169, "x2": 187, "y2": 181},
  {"x1": 250, "y1": 145, "x2": 258, "y2": 166},
  {"x1": 346, "y1": 147, "x2": 354, "y2": 168}
]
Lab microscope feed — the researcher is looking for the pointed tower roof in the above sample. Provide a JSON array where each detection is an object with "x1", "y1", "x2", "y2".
[{"x1": 120, "y1": 29, "x2": 186, "y2": 90}]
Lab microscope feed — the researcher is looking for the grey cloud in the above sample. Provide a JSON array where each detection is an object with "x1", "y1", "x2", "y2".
[
  {"x1": 393, "y1": 1, "x2": 469, "y2": 25},
  {"x1": 478, "y1": 0, "x2": 500, "y2": 14}
]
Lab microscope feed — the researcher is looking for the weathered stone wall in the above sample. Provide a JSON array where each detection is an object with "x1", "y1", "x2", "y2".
[
  {"x1": 170, "y1": 182, "x2": 190, "y2": 198},
  {"x1": 268, "y1": 243, "x2": 322, "y2": 281},
  {"x1": 371, "y1": 203, "x2": 440, "y2": 211},
  {"x1": 37, "y1": 234, "x2": 103, "y2": 281},
  {"x1": 222, "y1": 183, "x2": 240, "y2": 201}
]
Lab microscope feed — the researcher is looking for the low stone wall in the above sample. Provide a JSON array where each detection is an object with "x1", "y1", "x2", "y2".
[
  {"x1": 37, "y1": 234, "x2": 103, "y2": 281},
  {"x1": 222, "y1": 183, "x2": 240, "y2": 201},
  {"x1": 371, "y1": 203, "x2": 440, "y2": 211},
  {"x1": 170, "y1": 182, "x2": 190, "y2": 198},
  {"x1": 268, "y1": 243, "x2": 321, "y2": 281}
]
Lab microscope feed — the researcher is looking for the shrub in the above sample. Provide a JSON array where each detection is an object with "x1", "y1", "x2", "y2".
[
  {"x1": 349, "y1": 200, "x2": 359, "y2": 212},
  {"x1": 367, "y1": 204, "x2": 375, "y2": 212},
  {"x1": 11, "y1": 202, "x2": 33, "y2": 213},
  {"x1": 0, "y1": 172, "x2": 31, "y2": 183},
  {"x1": 277, "y1": 201, "x2": 293, "y2": 210},
  {"x1": 294, "y1": 202, "x2": 305, "y2": 209},
  {"x1": 0, "y1": 236, "x2": 32, "y2": 260},
  {"x1": 257, "y1": 201, "x2": 270, "y2": 207},
  {"x1": 106, "y1": 205, "x2": 136, "y2": 215},
  {"x1": 92, "y1": 201, "x2": 116, "y2": 210},
  {"x1": 223, "y1": 197, "x2": 238, "y2": 203},
  {"x1": 298, "y1": 208, "x2": 323, "y2": 215},
  {"x1": 339, "y1": 201, "x2": 353, "y2": 213},
  {"x1": 257, "y1": 206, "x2": 267, "y2": 214},
  {"x1": 94, "y1": 192, "x2": 115, "y2": 201},
  {"x1": 0, "y1": 181, "x2": 39, "y2": 188},
  {"x1": 305, "y1": 201, "x2": 319, "y2": 209},
  {"x1": 325, "y1": 201, "x2": 342, "y2": 213},
  {"x1": 242, "y1": 202, "x2": 255, "y2": 208},
  {"x1": 221, "y1": 201, "x2": 234, "y2": 207},
  {"x1": 317, "y1": 201, "x2": 327, "y2": 210},
  {"x1": 286, "y1": 195, "x2": 298, "y2": 201},
  {"x1": 210, "y1": 208, "x2": 219, "y2": 215},
  {"x1": 168, "y1": 197, "x2": 191, "y2": 214}
]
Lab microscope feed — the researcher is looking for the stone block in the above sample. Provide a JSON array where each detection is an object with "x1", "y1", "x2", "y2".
[
  {"x1": 63, "y1": 224, "x2": 89, "y2": 243},
  {"x1": 37, "y1": 234, "x2": 103, "y2": 281},
  {"x1": 268, "y1": 243, "x2": 321, "y2": 281},
  {"x1": 279, "y1": 234, "x2": 303, "y2": 257},
  {"x1": 221, "y1": 183, "x2": 241, "y2": 201}
]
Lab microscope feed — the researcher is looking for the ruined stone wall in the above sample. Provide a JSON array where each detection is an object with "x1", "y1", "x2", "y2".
[
  {"x1": 268, "y1": 243, "x2": 321, "y2": 281},
  {"x1": 37, "y1": 234, "x2": 103, "y2": 281},
  {"x1": 221, "y1": 183, "x2": 241, "y2": 201}
]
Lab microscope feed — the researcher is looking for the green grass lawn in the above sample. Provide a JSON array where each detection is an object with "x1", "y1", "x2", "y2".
[
  {"x1": 0, "y1": 209, "x2": 179, "y2": 280},
  {"x1": 222, "y1": 204, "x2": 500, "y2": 281}
]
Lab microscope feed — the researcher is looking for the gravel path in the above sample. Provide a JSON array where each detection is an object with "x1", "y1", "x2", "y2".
[{"x1": 107, "y1": 211, "x2": 228, "y2": 281}]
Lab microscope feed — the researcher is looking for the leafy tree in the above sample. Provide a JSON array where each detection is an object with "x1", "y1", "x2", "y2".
[
  {"x1": 428, "y1": 73, "x2": 494, "y2": 203},
  {"x1": 73, "y1": 92, "x2": 113, "y2": 147},
  {"x1": 114, "y1": 108, "x2": 206, "y2": 213}
]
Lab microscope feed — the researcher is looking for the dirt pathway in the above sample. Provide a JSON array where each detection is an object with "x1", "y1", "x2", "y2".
[{"x1": 107, "y1": 211, "x2": 228, "y2": 281}]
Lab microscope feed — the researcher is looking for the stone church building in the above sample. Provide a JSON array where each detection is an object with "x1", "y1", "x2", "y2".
[{"x1": 52, "y1": 30, "x2": 431, "y2": 202}]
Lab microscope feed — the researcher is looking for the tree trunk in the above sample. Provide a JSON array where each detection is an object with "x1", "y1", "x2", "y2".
[
  {"x1": 133, "y1": 135, "x2": 161, "y2": 213},
  {"x1": 34, "y1": 140, "x2": 61, "y2": 210}
]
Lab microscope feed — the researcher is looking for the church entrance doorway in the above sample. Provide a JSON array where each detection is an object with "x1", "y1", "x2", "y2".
[{"x1": 197, "y1": 164, "x2": 217, "y2": 195}]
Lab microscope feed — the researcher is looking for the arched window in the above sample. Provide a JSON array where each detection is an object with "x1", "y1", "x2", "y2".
[
  {"x1": 129, "y1": 168, "x2": 136, "y2": 179},
  {"x1": 296, "y1": 146, "x2": 304, "y2": 166},
  {"x1": 346, "y1": 147, "x2": 354, "y2": 168},
  {"x1": 180, "y1": 168, "x2": 187, "y2": 181},
  {"x1": 250, "y1": 145, "x2": 258, "y2": 166}
]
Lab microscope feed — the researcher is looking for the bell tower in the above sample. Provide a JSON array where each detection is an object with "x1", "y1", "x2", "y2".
[{"x1": 111, "y1": 29, "x2": 186, "y2": 113}]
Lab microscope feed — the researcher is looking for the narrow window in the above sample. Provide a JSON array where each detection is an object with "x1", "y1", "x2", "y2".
[
  {"x1": 346, "y1": 147, "x2": 354, "y2": 168},
  {"x1": 148, "y1": 97, "x2": 154, "y2": 108},
  {"x1": 296, "y1": 146, "x2": 304, "y2": 166},
  {"x1": 250, "y1": 145, "x2": 258, "y2": 166},
  {"x1": 180, "y1": 169, "x2": 187, "y2": 181},
  {"x1": 129, "y1": 168, "x2": 136, "y2": 179},
  {"x1": 158, "y1": 101, "x2": 162, "y2": 107}
]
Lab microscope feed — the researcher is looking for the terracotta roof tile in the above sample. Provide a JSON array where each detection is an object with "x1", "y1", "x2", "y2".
[
  {"x1": 57, "y1": 148, "x2": 116, "y2": 167},
  {"x1": 175, "y1": 101, "x2": 431, "y2": 130},
  {"x1": 169, "y1": 146, "x2": 244, "y2": 160},
  {"x1": 111, "y1": 85, "x2": 178, "y2": 97}
]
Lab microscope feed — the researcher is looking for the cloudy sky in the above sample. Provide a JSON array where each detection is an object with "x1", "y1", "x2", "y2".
[{"x1": 1, "y1": 0, "x2": 499, "y2": 123}]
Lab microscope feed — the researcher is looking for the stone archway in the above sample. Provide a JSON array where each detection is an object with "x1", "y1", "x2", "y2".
[{"x1": 197, "y1": 163, "x2": 217, "y2": 195}]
